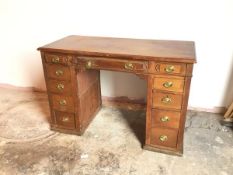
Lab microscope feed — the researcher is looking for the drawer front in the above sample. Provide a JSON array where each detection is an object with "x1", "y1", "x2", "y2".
[
  {"x1": 152, "y1": 92, "x2": 183, "y2": 110},
  {"x1": 51, "y1": 95, "x2": 74, "y2": 112},
  {"x1": 153, "y1": 77, "x2": 184, "y2": 92},
  {"x1": 45, "y1": 54, "x2": 73, "y2": 65},
  {"x1": 151, "y1": 109, "x2": 181, "y2": 129},
  {"x1": 45, "y1": 64, "x2": 71, "y2": 80},
  {"x1": 78, "y1": 56, "x2": 147, "y2": 73},
  {"x1": 150, "y1": 127, "x2": 178, "y2": 148},
  {"x1": 47, "y1": 79, "x2": 72, "y2": 94},
  {"x1": 54, "y1": 111, "x2": 75, "y2": 129},
  {"x1": 149, "y1": 62, "x2": 186, "y2": 75}
]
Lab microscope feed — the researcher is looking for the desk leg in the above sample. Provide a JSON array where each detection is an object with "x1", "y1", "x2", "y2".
[{"x1": 145, "y1": 75, "x2": 153, "y2": 145}]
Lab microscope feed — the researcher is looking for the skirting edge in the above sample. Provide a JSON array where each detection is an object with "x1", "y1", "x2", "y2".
[{"x1": 143, "y1": 145, "x2": 183, "y2": 156}]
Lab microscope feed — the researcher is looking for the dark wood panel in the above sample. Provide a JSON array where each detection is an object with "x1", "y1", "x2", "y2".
[
  {"x1": 79, "y1": 78, "x2": 102, "y2": 133},
  {"x1": 40, "y1": 52, "x2": 55, "y2": 124},
  {"x1": 38, "y1": 35, "x2": 196, "y2": 63},
  {"x1": 76, "y1": 70, "x2": 100, "y2": 96},
  {"x1": 176, "y1": 66, "x2": 193, "y2": 153}
]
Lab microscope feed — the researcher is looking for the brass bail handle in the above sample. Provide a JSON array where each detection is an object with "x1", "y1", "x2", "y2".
[
  {"x1": 59, "y1": 99, "x2": 67, "y2": 105},
  {"x1": 162, "y1": 96, "x2": 172, "y2": 104},
  {"x1": 160, "y1": 116, "x2": 170, "y2": 122},
  {"x1": 57, "y1": 83, "x2": 64, "y2": 90},
  {"x1": 165, "y1": 65, "x2": 175, "y2": 73},
  {"x1": 86, "y1": 61, "x2": 92, "y2": 69},
  {"x1": 163, "y1": 81, "x2": 173, "y2": 88},
  {"x1": 52, "y1": 56, "x2": 60, "y2": 63},
  {"x1": 124, "y1": 62, "x2": 134, "y2": 70},
  {"x1": 62, "y1": 116, "x2": 69, "y2": 122},
  {"x1": 159, "y1": 135, "x2": 168, "y2": 142},
  {"x1": 55, "y1": 70, "x2": 64, "y2": 76}
]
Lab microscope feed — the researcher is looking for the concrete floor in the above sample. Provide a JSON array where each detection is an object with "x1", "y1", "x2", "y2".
[{"x1": 0, "y1": 87, "x2": 232, "y2": 175}]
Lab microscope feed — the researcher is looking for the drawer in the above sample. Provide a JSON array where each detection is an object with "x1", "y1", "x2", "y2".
[
  {"x1": 150, "y1": 127, "x2": 178, "y2": 148},
  {"x1": 152, "y1": 92, "x2": 183, "y2": 110},
  {"x1": 77, "y1": 56, "x2": 147, "y2": 73},
  {"x1": 151, "y1": 109, "x2": 181, "y2": 129},
  {"x1": 47, "y1": 79, "x2": 72, "y2": 94},
  {"x1": 45, "y1": 64, "x2": 71, "y2": 80},
  {"x1": 51, "y1": 95, "x2": 74, "y2": 112},
  {"x1": 54, "y1": 111, "x2": 75, "y2": 129},
  {"x1": 153, "y1": 76, "x2": 184, "y2": 92},
  {"x1": 45, "y1": 53, "x2": 73, "y2": 65},
  {"x1": 149, "y1": 62, "x2": 186, "y2": 75}
]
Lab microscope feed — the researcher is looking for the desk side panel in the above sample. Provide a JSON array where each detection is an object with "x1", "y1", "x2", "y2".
[{"x1": 77, "y1": 70, "x2": 102, "y2": 134}]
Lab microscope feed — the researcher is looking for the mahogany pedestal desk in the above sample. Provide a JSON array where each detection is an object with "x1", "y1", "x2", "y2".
[{"x1": 38, "y1": 35, "x2": 196, "y2": 156}]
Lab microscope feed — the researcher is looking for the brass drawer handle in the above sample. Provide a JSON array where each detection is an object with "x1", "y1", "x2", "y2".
[
  {"x1": 86, "y1": 61, "x2": 92, "y2": 69},
  {"x1": 161, "y1": 96, "x2": 172, "y2": 104},
  {"x1": 124, "y1": 62, "x2": 134, "y2": 70},
  {"x1": 165, "y1": 65, "x2": 174, "y2": 73},
  {"x1": 52, "y1": 56, "x2": 60, "y2": 63},
  {"x1": 59, "y1": 99, "x2": 67, "y2": 105},
  {"x1": 159, "y1": 135, "x2": 168, "y2": 142},
  {"x1": 62, "y1": 116, "x2": 69, "y2": 122},
  {"x1": 160, "y1": 116, "x2": 170, "y2": 122},
  {"x1": 55, "y1": 70, "x2": 64, "y2": 76},
  {"x1": 163, "y1": 81, "x2": 173, "y2": 88},
  {"x1": 57, "y1": 83, "x2": 64, "y2": 90}
]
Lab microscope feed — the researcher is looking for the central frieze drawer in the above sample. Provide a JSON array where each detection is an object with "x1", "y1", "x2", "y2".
[{"x1": 77, "y1": 56, "x2": 148, "y2": 73}]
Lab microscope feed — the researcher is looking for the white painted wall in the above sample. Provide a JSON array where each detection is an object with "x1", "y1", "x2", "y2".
[{"x1": 0, "y1": 0, "x2": 232, "y2": 109}]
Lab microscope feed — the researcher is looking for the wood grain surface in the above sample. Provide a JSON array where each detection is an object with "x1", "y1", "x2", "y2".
[{"x1": 38, "y1": 35, "x2": 196, "y2": 63}]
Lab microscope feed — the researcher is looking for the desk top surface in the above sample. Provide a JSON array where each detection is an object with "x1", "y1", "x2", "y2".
[{"x1": 38, "y1": 35, "x2": 196, "y2": 63}]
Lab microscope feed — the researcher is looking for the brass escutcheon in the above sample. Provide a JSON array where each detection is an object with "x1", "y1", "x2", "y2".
[
  {"x1": 59, "y1": 99, "x2": 67, "y2": 105},
  {"x1": 57, "y1": 83, "x2": 64, "y2": 90},
  {"x1": 86, "y1": 61, "x2": 92, "y2": 69},
  {"x1": 160, "y1": 116, "x2": 170, "y2": 122},
  {"x1": 52, "y1": 56, "x2": 60, "y2": 63},
  {"x1": 159, "y1": 135, "x2": 168, "y2": 142},
  {"x1": 163, "y1": 81, "x2": 173, "y2": 88},
  {"x1": 62, "y1": 116, "x2": 69, "y2": 122},
  {"x1": 55, "y1": 70, "x2": 64, "y2": 76},
  {"x1": 161, "y1": 96, "x2": 172, "y2": 104},
  {"x1": 165, "y1": 65, "x2": 174, "y2": 73},
  {"x1": 124, "y1": 62, "x2": 134, "y2": 70}
]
